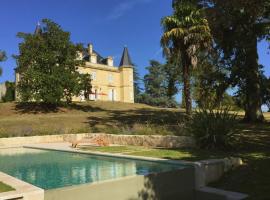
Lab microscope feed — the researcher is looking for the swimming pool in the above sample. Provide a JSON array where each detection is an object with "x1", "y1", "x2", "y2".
[{"x1": 0, "y1": 148, "x2": 184, "y2": 190}]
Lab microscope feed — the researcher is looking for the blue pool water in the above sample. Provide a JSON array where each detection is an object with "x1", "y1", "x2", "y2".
[{"x1": 0, "y1": 148, "x2": 183, "y2": 190}]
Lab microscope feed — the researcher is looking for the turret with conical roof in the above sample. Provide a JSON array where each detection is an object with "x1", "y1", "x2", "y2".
[
  {"x1": 119, "y1": 46, "x2": 134, "y2": 103},
  {"x1": 119, "y1": 47, "x2": 133, "y2": 67},
  {"x1": 34, "y1": 22, "x2": 42, "y2": 35}
]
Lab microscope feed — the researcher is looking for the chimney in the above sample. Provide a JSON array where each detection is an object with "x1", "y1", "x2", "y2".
[
  {"x1": 90, "y1": 53, "x2": 97, "y2": 64},
  {"x1": 107, "y1": 56, "x2": 114, "y2": 67},
  {"x1": 87, "y1": 43, "x2": 97, "y2": 64},
  {"x1": 76, "y1": 51, "x2": 83, "y2": 60},
  {"x1": 88, "y1": 43, "x2": 93, "y2": 55}
]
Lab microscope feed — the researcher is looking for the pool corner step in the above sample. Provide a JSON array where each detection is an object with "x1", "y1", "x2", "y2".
[{"x1": 195, "y1": 186, "x2": 248, "y2": 200}]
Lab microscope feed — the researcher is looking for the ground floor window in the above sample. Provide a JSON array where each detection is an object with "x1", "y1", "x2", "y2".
[{"x1": 108, "y1": 89, "x2": 116, "y2": 101}]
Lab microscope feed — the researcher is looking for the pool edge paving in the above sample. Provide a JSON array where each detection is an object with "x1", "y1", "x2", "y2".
[
  {"x1": 0, "y1": 172, "x2": 44, "y2": 200},
  {"x1": 24, "y1": 142, "x2": 194, "y2": 166}
]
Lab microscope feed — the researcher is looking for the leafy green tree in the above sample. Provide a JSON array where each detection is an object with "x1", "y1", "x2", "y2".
[
  {"x1": 161, "y1": 0, "x2": 212, "y2": 115},
  {"x1": 164, "y1": 60, "x2": 181, "y2": 100},
  {"x1": 193, "y1": 50, "x2": 228, "y2": 109},
  {"x1": 235, "y1": 70, "x2": 270, "y2": 112},
  {"x1": 2, "y1": 81, "x2": 15, "y2": 102},
  {"x1": 0, "y1": 51, "x2": 7, "y2": 76},
  {"x1": 79, "y1": 73, "x2": 92, "y2": 100},
  {"x1": 138, "y1": 60, "x2": 178, "y2": 107},
  {"x1": 261, "y1": 75, "x2": 270, "y2": 111},
  {"x1": 133, "y1": 65, "x2": 142, "y2": 103},
  {"x1": 15, "y1": 19, "x2": 85, "y2": 105},
  {"x1": 221, "y1": 93, "x2": 241, "y2": 111},
  {"x1": 163, "y1": 47, "x2": 182, "y2": 104},
  {"x1": 138, "y1": 93, "x2": 178, "y2": 108},
  {"x1": 144, "y1": 60, "x2": 167, "y2": 98},
  {"x1": 193, "y1": 64, "x2": 219, "y2": 109},
  {"x1": 197, "y1": 0, "x2": 270, "y2": 122}
]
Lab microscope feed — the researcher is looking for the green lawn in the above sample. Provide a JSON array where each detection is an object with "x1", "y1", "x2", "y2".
[
  {"x1": 0, "y1": 182, "x2": 14, "y2": 193},
  {"x1": 0, "y1": 102, "x2": 186, "y2": 137},
  {"x1": 80, "y1": 145, "x2": 229, "y2": 161}
]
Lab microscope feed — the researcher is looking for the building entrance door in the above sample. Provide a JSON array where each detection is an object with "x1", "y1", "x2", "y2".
[{"x1": 108, "y1": 89, "x2": 115, "y2": 101}]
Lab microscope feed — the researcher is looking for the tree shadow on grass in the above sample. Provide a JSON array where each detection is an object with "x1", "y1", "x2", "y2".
[
  {"x1": 236, "y1": 122, "x2": 270, "y2": 151},
  {"x1": 67, "y1": 103, "x2": 104, "y2": 112},
  {"x1": 14, "y1": 102, "x2": 104, "y2": 114},
  {"x1": 14, "y1": 102, "x2": 60, "y2": 114},
  {"x1": 207, "y1": 122, "x2": 270, "y2": 199},
  {"x1": 210, "y1": 150, "x2": 270, "y2": 199},
  {"x1": 86, "y1": 108, "x2": 187, "y2": 130}
]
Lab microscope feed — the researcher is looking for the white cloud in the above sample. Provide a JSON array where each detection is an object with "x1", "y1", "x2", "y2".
[{"x1": 107, "y1": 0, "x2": 153, "y2": 20}]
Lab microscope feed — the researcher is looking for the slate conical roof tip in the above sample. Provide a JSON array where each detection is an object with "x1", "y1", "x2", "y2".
[
  {"x1": 34, "y1": 22, "x2": 42, "y2": 35},
  {"x1": 119, "y1": 47, "x2": 133, "y2": 67}
]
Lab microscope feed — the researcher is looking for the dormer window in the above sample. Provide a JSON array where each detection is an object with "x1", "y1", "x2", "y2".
[
  {"x1": 91, "y1": 72, "x2": 96, "y2": 81},
  {"x1": 108, "y1": 74, "x2": 113, "y2": 83}
]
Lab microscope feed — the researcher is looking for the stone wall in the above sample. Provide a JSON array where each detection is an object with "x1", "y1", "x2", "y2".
[
  {"x1": 193, "y1": 157, "x2": 244, "y2": 188},
  {"x1": 0, "y1": 135, "x2": 65, "y2": 148},
  {"x1": 45, "y1": 168, "x2": 195, "y2": 200},
  {"x1": 65, "y1": 133, "x2": 196, "y2": 148},
  {"x1": 0, "y1": 133, "x2": 196, "y2": 149}
]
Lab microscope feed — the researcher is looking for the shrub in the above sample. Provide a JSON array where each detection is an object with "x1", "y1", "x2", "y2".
[{"x1": 187, "y1": 107, "x2": 238, "y2": 150}]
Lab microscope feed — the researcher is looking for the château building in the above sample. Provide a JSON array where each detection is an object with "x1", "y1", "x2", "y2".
[
  {"x1": 15, "y1": 24, "x2": 134, "y2": 103},
  {"x1": 74, "y1": 44, "x2": 134, "y2": 103}
]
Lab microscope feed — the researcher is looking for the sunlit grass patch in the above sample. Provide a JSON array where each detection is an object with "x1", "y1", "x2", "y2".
[{"x1": 0, "y1": 182, "x2": 14, "y2": 193}]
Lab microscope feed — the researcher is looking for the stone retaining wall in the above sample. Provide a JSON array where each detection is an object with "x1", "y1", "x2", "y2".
[
  {"x1": 69, "y1": 133, "x2": 196, "y2": 148},
  {"x1": 45, "y1": 168, "x2": 196, "y2": 200},
  {"x1": 0, "y1": 133, "x2": 195, "y2": 149},
  {"x1": 194, "y1": 157, "x2": 244, "y2": 188},
  {"x1": 0, "y1": 135, "x2": 65, "y2": 148}
]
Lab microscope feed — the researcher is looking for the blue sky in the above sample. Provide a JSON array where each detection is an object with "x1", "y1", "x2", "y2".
[
  {"x1": 0, "y1": 0, "x2": 171, "y2": 83},
  {"x1": 0, "y1": 0, "x2": 269, "y2": 87}
]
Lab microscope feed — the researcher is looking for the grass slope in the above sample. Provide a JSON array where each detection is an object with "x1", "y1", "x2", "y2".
[{"x1": 0, "y1": 102, "x2": 185, "y2": 138}]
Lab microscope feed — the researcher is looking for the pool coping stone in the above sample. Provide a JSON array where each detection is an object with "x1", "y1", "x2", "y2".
[{"x1": 0, "y1": 172, "x2": 44, "y2": 200}]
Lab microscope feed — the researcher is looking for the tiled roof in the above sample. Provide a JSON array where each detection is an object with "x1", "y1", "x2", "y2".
[{"x1": 82, "y1": 49, "x2": 106, "y2": 64}]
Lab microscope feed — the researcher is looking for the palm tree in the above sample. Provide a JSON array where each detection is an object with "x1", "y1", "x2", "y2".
[{"x1": 161, "y1": 0, "x2": 212, "y2": 115}]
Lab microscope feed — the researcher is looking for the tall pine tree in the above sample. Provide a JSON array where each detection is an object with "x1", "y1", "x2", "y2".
[{"x1": 197, "y1": 0, "x2": 270, "y2": 122}]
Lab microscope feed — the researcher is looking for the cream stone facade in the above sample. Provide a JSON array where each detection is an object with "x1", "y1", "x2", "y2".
[
  {"x1": 15, "y1": 43, "x2": 135, "y2": 103},
  {"x1": 73, "y1": 44, "x2": 134, "y2": 103}
]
